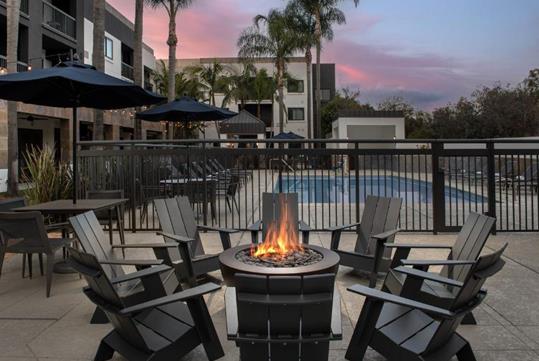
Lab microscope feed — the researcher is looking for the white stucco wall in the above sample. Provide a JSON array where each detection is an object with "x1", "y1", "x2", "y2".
[{"x1": 332, "y1": 116, "x2": 406, "y2": 148}]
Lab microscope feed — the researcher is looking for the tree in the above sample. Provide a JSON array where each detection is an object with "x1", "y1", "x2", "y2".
[
  {"x1": 133, "y1": 0, "x2": 144, "y2": 139},
  {"x1": 6, "y1": 0, "x2": 20, "y2": 195},
  {"x1": 289, "y1": 0, "x2": 358, "y2": 138},
  {"x1": 238, "y1": 9, "x2": 301, "y2": 133},
  {"x1": 92, "y1": 0, "x2": 105, "y2": 140},
  {"x1": 187, "y1": 60, "x2": 230, "y2": 105},
  {"x1": 146, "y1": 0, "x2": 195, "y2": 139},
  {"x1": 153, "y1": 60, "x2": 202, "y2": 99},
  {"x1": 221, "y1": 63, "x2": 255, "y2": 109},
  {"x1": 321, "y1": 87, "x2": 373, "y2": 135},
  {"x1": 252, "y1": 68, "x2": 276, "y2": 119}
]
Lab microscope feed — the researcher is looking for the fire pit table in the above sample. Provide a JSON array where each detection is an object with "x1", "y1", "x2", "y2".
[{"x1": 219, "y1": 244, "x2": 340, "y2": 286}]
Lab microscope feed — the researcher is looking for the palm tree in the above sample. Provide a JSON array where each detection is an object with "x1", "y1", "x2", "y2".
[
  {"x1": 238, "y1": 9, "x2": 301, "y2": 133},
  {"x1": 92, "y1": 0, "x2": 105, "y2": 140},
  {"x1": 187, "y1": 60, "x2": 229, "y2": 105},
  {"x1": 6, "y1": 0, "x2": 20, "y2": 195},
  {"x1": 145, "y1": 0, "x2": 195, "y2": 138},
  {"x1": 252, "y1": 68, "x2": 276, "y2": 119},
  {"x1": 221, "y1": 63, "x2": 255, "y2": 110},
  {"x1": 133, "y1": 0, "x2": 144, "y2": 139},
  {"x1": 289, "y1": 0, "x2": 358, "y2": 138}
]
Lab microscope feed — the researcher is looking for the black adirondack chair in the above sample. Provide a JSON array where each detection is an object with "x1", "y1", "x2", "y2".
[
  {"x1": 327, "y1": 196, "x2": 402, "y2": 287},
  {"x1": 383, "y1": 212, "x2": 495, "y2": 324},
  {"x1": 154, "y1": 196, "x2": 239, "y2": 286},
  {"x1": 86, "y1": 189, "x2": 125, "y2": 246},
  {"x1": 0, "y1": 211, "x2": 73, "y2": 297},
  {"x1": 345, "y1": 244, "x2": 507, "y2": 361},
  {"x1": 68, "y1": 247, "x2": 224, "y2": 361},
  {"x1": 248, "y1": 193, "x2": 311, "y2": 245},
  {"x1": 226, "y1": 273, "x2": 342, "y2": 361},
  {"x1": 69, "y1": 211, "x2": 180, "y2": 323}
]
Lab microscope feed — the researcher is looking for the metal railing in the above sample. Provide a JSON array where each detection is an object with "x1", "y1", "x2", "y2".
[
  {"x1": 0, "y1": 55, "x2": 29, "y2": 72},
  {"x1": 42, "y1": 1, "x2": 76, "y2": 40},
  {"x1": 121, "y1": 62, "x2": 134, "y2": 81},
  {"x1": 78, "y1": 139, "x2": 539, "y2": 233}
]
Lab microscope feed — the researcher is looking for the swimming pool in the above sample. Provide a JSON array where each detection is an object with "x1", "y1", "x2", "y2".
[{"x1": 276, "y1": 176, "x2": 487, "y2": 204}]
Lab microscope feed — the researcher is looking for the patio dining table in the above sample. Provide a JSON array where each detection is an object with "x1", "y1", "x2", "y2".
[{"x1": 14, "y1": 199, "x2": 129, "y2": 273}]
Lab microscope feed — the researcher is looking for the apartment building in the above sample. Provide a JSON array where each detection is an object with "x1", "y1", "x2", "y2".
[
  {"x1": 0, "y1": 0, "x2": 164, "y2": 189},
  {"x1": 174, "y1": 57, "x2": 336, "y2": 140}
]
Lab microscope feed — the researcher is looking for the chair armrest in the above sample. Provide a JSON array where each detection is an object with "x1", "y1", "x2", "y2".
[
  {"x1": 299, "y1": 221, "x2": 311, "y2": 231},
  {"x1": 372, "y1": 228, "x2": 400, "y2": 240},
  {"x1": 225, "y1": 287, "x2": 238, "y2": 337},
  {"x1": 112, "y1": 243, "x2": 178, "y2": 249},
  {"x1": 384, "y1": 243, "x2": 453, "y2": 249},
  {"x1": 394, "y1": 266, "x2": 464, "y2": 288},
  {"x1": 100, "y1": 259, "x2": 164, "y2": 267},
  {"x1": 401, "y1": 259, "x2": 476, "y2": 267},
  {"x1": 347, "y1": 284, "x2": 454, "y2": 319},
  {"x1": 110, "y1": 264, "x2": 171, "y2": 284},
  {"x1": 198, "y1": 225, "x2": 240, "y2": 234},
  {"x1": 157, "y1": 231, "x2": 194, "y2": 244},
  {"x1": 331, "y1": 291, "x2": 342, "y2": 337},
  {"x1": 326, "y1": 222, "x2": 361, "y2": 232},
  {"x1": 247, "y1": 220, "x2": 262, "y2": 231},
  {"x1": 120, "y1": 282, "x2": 221, "y2": 315},
  {"x1": 45, "y1": 221, "x2": 71, "y2": 231}
]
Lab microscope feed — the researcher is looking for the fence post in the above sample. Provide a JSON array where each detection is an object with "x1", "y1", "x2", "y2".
[
  {"x1": 486, "y1": 141, "x2": 497, "y2": 234},
  {"x1": 354, "y1": 142, "x2": 360, "y2": 223},
  {"x1": 202, "y1": 141, "x2": 208, "y2": 225},
  {"x1": 130, "y1": 144, "x2": 137, "y2": 233},
  {"x1": 431, "y1": 141, "x2": 444, "y2": 234}
]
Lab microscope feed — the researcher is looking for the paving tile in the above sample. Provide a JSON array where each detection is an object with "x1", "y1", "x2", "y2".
[
  {"x1": 0, "y1": 319, "x2": 54, "y2": 357},
  {"x1": 458, "y1": 325, "x2": 531, "y2": 351}
]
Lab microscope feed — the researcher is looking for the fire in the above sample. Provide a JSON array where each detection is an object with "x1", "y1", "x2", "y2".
[{"x1": 251, "y1": 202, "x2": 303, "y2": 259}]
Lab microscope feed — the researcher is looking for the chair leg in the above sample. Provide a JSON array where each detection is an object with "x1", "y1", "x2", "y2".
[
  {"x1": 345, "y1": 298, "x2": 383, "y2": 361},
  {"x1": 45, "y1": 254, "x2": 54, "y2": 298},
  {"x1": 22, "y1": 254, "x2": 26, "y2": 278},
  {"x1": 27, "y1": 253, "x2": 33, "y2": 279},
  {"x1": 94, "y1": 340, "x2": 115, "y2": 361},
  {"x1": 90, "y1": 307, "x2": 110, "y2": 324},
  {"x1": 456, "y1": 342, "x2": 477, "y2": 361},
  {"x1": 462, "y1": 312, "x2": 477, "y2": 325},
  {"x1": 38, "y1": 254, "x2": 44, "y2": 276},
  {"x1": 0, "y1": 247, "x2": 5, "y2": 278}
]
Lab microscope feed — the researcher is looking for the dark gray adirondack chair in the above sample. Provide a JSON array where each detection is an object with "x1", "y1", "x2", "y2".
[
  {"x1": 154, "y1": 196, "x2": 239, "y2": 286},
  {"x1": 226, "y1": 273, "x2": 342, "y2": 361},
  {"x1": 0, "y1": 212, "x2": 73, "y2": 297},
  {"x1": 67, "y1": 247, "x2": 224, "y2": 361},
  {"x1": 248, "y1": 193, "x2": 311, "y2": 245},
  {"x1": 327, "y1": 196, "x2": 402, "y2": 287},
  {"x1": 383, "y1": 212, "x2": 495, "y2": 324},
  {"x1": 345, "y1": 244, "x2": 507, "y2": 361},
  {"x1": 69, "y1": 211, "x2": 180, "y2": 323},
  {"x1": 87, "y1": 189, "x2": 125, "y2": 246}
]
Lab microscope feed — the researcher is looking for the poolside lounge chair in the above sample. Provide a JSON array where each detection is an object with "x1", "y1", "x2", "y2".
[
  {"x1": 383, "y1": 212, "x2": 495, "y2": 324},
  {"x1": 68, "y1": 247, "x2": 224, "y2": 361},
  {"x1": 0, "y1": 212, "x2": 73, "y2": 297},
  {"x1": 69, "y1": 211, "x2": 180, "y2": 323},
  {"x1": 326, "y1": 196, "x2": 402, "y2": 288},
  {"x1": 248, "y1": 192, "x2": 311, "y2": 245},
  {"x1": 226, "y1": 273, "x2": 341, "y2": 361},
  {"x1": 345, "y1": 244, "x2": 507, "y2": 361},
  {"x1": 154, "y1": 196, "x2": 239, "y2": 286}
]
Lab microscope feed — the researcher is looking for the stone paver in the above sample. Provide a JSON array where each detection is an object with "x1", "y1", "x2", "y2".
[{"x1": 0, "y1": 230, "x2": 537, "y2": 360}]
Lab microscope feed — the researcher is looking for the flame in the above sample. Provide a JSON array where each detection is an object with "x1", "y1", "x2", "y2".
[{"x1": 251, "y1": 201, "x2": 303, "y2": 259}]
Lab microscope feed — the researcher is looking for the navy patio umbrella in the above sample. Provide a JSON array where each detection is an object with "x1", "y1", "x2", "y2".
[
  {"x1": 0, "y1": 61, "x2": 165, "y2": 202},
  {"x1": 136, "y1": 96, "x2": 237, "y2": 122},
  {"x1": 271, "y1": 131, "x2": 305, "y2": 140}
]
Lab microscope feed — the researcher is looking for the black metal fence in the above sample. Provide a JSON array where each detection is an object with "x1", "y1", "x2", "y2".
[{"x1": 78, "y1": 139, "x2": 539, "y2": 233}]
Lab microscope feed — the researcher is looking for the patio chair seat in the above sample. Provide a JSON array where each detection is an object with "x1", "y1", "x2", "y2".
[{"x1": 385, "y1": 272, "x2": 458, "y2": 304}]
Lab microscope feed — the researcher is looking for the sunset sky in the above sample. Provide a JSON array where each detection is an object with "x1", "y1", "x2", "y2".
[{"x1": 108, "y1": 0, "x2": 539, "y2": 110}]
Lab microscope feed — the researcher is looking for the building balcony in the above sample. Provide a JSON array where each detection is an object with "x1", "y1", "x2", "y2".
[
  {"x1": 42, "y1": 1, "x2": 76, "y2": 40},
  {"x1": 0, "y1": 55, "x2": 30, "y2": 73},
  {"x1": 121, "y1": 62, "x2": 134, "y2": 81}
]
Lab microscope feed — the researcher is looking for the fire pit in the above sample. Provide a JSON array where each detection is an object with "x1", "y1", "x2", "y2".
[{"x1": 219, "y1": 200, "x2": 339, "y2": 285}]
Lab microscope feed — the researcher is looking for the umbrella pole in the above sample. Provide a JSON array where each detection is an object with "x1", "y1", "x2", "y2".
[{"x1": 72, "y1": 107, "x2": 77, "y2": 204}]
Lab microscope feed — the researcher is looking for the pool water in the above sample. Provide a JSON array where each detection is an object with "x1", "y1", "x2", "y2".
[{"x1": 276, "y1": 176, "x2": 487, "y2": 204}]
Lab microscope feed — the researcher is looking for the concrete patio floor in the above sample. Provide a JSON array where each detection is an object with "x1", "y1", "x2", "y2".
[{"x1": 0, "y1": 230, "x2": 538, "y2": 361}]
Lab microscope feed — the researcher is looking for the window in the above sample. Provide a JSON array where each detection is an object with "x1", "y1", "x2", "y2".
[
  {"x1": 104, "y1": 37, "x2": 113, "y2": 60},
  {"x1": 287, "y1": 79, "x2": 304, "y2": 93},
  {"x1": 288, "y1": 107, "x2": 305, "y2": 121}
]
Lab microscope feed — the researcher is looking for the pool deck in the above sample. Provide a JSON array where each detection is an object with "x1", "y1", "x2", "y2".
[{"x1": 0, "y1": 230, "x2": 538, "y2": 360}]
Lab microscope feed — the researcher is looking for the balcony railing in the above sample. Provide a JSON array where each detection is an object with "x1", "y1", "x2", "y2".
[
  {"x1": 0, "y1": 55, "x2": 29, "y2": 72},
  {"x1": 42, "y1": 1, "x2": 76, "y2": 40},
  {"x1": 121, "y1": 62, "x2": 134, "y2": 81},
  {"x1": 0, "y1": 0, "x2": 28, "y2": 14}
]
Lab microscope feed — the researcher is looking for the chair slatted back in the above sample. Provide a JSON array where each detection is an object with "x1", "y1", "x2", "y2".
[
  {"x1": 441, "y1": 213, "x2": 495, "y2": 282},
  {"x1": 261, "y1": 193, "x2": 300, "y2": 242},
  {"x1": 0, "y1": 212, "x2": 51, "y2": 252},
  {"x1": 154, "y1": 196, "x2": 204, "y2": 258},
  {"x1": 69, "y1": 211, "x2": 125, "y2": 279},
  {"x1": 235, "y1": 273, "x2": 335, "y2": 360},
  {"x1": 426, "y1": 244, "x2": 506, "y2": 352},
  {"x1": 356, "y1": 196, "x2": 402, "y2": 257},
  {"x1": 0, "y1": 197, "x2": 25, "y2": 212},
  {"x1": 68, "y1": 247, "x2": 150, "y2": 352}
]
